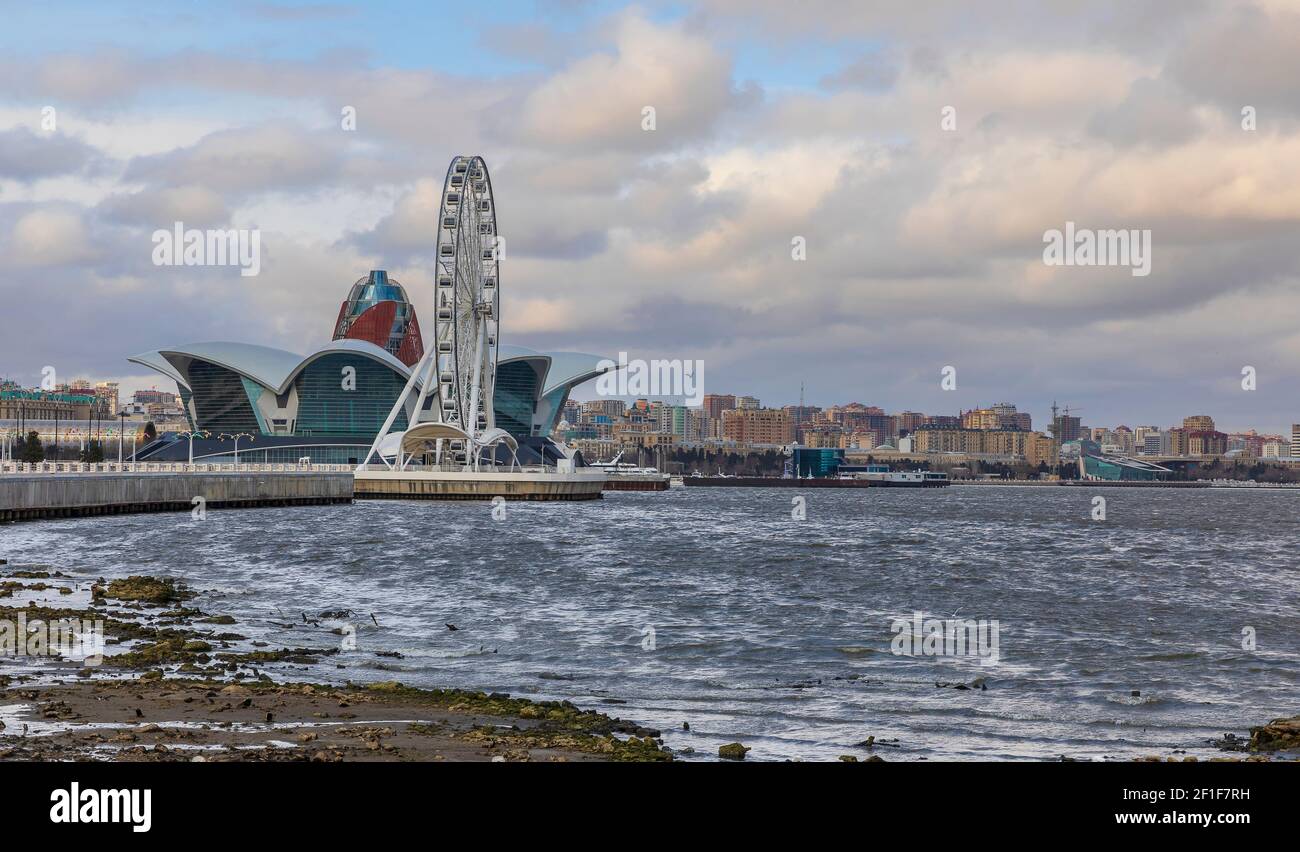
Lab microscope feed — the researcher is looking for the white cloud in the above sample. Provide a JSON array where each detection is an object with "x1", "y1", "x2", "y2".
[
  {"x1": 99, "y1": 185, "x2": 230, "y2": 227},
  {"x1": 8, "y1": 208, "x2": 98, "y2": 267},
  {"x1": 514, "y1": 13, "x2": 737, "y2": 151}
]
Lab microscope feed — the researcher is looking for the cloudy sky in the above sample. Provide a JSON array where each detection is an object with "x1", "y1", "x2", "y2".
[{"x1": 3, "y1": 0, "x2": 1299, "y2": 433}]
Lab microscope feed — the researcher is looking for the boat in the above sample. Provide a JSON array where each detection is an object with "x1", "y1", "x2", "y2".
[
  {"x1": 842, "y1": 470, "x2": 950, "y2": 487},
  {"x1": 589, "y1": 451, "x2": 670, "y2": 491}
]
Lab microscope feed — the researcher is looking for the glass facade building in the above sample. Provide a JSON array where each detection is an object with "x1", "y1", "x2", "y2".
[
  {"x1": 1073, "y1": 439, "x2": 1172, "y2": 480},
  {"x1": 793, "y1": 447, "x2": 845, "y2": 477},
  {"x1": 186, "y1": 361, "x2": 261, "y2": 432},
  {"x1": 494, "y1": 359, "x2": 543, "y2": 439},
  {"x1": 293, "y1": 353, "x2": 409, "y2": 436}
]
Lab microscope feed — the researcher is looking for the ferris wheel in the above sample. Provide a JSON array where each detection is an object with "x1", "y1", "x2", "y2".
[
  {"x1": 360, "y1": 155, "x2": 503, "y2": 471},
  {"x1": 433, "y1": 155, "x2": 499, "y2": 433}
]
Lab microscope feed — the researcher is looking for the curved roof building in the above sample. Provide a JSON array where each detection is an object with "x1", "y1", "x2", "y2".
[
  {"x1": 127, "y1": 272, "x2": 613, "y2": 464},
  {"x1": 494, "y1": 344, "x2": 618, "y2": 440}
]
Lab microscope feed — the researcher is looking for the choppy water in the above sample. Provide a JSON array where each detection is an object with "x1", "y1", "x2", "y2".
[{"x1": 3, "y1": 486, "x2": 1298, "y2": 761}]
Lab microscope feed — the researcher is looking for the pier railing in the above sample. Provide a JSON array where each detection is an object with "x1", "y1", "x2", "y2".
[
  {"x1": 353, "y1": 462, "x2": 573, "y2": 474},
  {"x1": 0, "y1": 462, "x2": 354, "y2": 475}
]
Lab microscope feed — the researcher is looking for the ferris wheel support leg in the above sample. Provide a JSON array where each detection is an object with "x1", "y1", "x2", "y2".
[
  {"x1": 401, "y1": 349, "x2": 444, "y2": 474},
  {"x1": 358, "y1": 347, "x2": 429, "y2": 472},
  {"x1": 406, "y1": 346, "x2": 440, "y2": 445}
]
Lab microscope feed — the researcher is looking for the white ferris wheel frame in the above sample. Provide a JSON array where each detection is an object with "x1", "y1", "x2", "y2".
[{"x1": 358, "y1": 155, "x2": 502, "y2": 471}]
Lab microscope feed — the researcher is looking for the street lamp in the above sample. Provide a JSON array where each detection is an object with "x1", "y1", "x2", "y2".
[
  {"x1": 179, "y1": 429, "x2": 210, "y2": 465},
  {"x1": 117, "y1": 411, "x2": 127, "y2": 464},
  {"x1": 218, "y1": 432, "x2": 255, "y2": 465}
]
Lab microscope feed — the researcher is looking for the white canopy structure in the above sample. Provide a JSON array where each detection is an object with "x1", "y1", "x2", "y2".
[{"x1": 374, "y1": 422, "x2": 521, "y2": 472}]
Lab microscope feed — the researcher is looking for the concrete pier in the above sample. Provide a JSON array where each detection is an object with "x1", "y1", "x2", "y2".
[
  {"x1": 355, "y1": 468, "x2": 605, "y2": 501},
  {"x1": 0, "y1": 470, "x2": 354, "y2": 522}
]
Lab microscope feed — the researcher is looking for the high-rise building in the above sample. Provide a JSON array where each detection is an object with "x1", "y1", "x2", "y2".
[
  {"x1": 736, "y1": 395, "x2": 760, "y2": 410},
  {"x1": 799, "y1": 422, "x2": 845, "y2": 448},
  {"x1": 1291, "y1": 424, "x2": 1300, "y2": 457},
  {"x1": 1141, "y1": 431, "x2": 1164, "y2": 455},
  {"x1": 583, "y1": 399, "x2": 626, "y2": 420},
  {"x1": 722, "y1": 408, "x2": 794, "y2": 445},
  {"x1": 702, "y1": 394, "x2": 736, "y2": 420},
  {"x1": 95, "y1": 381, "x2": 120, "y2": 416},
  {"x1": 782, "y1": 405, "x2": 821, "y2": 426},
  {"x1": 1229, "y1": 431, "x2": 1265, "y2": 457},
  {"x1": 1167, "y1": 427, "x2": 1188, "y2": 456},
  {"x1": 1050, "y1": 412, "x2": 1082, "y2": 443},
  {"x1": 1182, "y1": 415, "x2": 1216, "y2": 433},
  {"x1": 831, "y1": 405, "x2": 894, "y2": 439},
  {"x1": 894, "y1": 411, "x2": 927, "y2": 436},
  {"x1": 646, "y1": 400, "x2": 669, "y2": 432},
  {"x1": 963, "y1": 408, "x2": 1002, "y2": 430},
  {"x1": 1133, "y1": 425, "x2": 1159, "y2": 447},
  {"x1": 1187, "y1": 431, "x2": 1227, "y2": 456},
  {"x1": 1112, "y1": 426, "x2": 1135, "y2": 455},
  {"x1": 132, "y1": 388, "x2": 180, "y2": 408},
  {"x1": 912, "y1": 426, "x2": 1058, "y2": 466},
  {"x1": 989, "y1": 402, "x2": 1031, "y2": 431},
  {"x1": 669, "y1": 406, "x2": 705, "y2": 442}
]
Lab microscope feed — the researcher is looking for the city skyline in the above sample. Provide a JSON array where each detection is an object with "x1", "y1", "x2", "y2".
[
  {"x1": 3, "y1": 1, "x2": 1300, "y2": 435},
  {"x1": 3, "y1": 369, "x2": 1294, "y2": 443}
]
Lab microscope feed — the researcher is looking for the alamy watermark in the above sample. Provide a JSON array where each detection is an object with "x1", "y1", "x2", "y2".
[
  {"x1": 2, "y1": 614, "x2": 105, "y2": 666},
  {"x1": 890, "y1": 611, "x2": 1000, "y2": 666},
  {"x1": 595, "y1": 352, "x2": 704, "y2": 407},
  {"x1": 1042, "y1": 221, "x2": 1151, "y2": 277},
  {"x1": 152, "y1": 222, "x2": 261, "y2": 277},
  {"x1": 50, "y1": 782, "x2": 151, "y2": 833}
]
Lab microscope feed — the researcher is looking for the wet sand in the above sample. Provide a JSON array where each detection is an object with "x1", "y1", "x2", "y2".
[{"x1": 1, "y1": 678, "x2": 670, "y2": 762}]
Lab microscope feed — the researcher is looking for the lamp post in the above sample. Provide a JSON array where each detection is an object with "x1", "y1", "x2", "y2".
[
  {"x1": 117, "y1": 411, "x2": 127, "y2": 464},
  {"x1": 180, "y1": 430, "x2": 210, "y2": 465},
  {"x1": 219, "y1": 432, "x2": 255, "y2": 465}
]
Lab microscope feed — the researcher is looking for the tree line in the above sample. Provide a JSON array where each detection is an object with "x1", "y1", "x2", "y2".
[{"x1": 9, "y1": 431, "x2": 106, "y2": 463}]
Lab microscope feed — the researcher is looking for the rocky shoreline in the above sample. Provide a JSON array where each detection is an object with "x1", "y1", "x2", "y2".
[{"x1": 0, "y1": 568, "x2": 672, "y2": 762}]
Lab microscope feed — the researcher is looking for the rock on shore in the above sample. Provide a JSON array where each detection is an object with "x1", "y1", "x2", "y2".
[{"x1": 1250, "y1": 716, "x2": 1300, "y2": 752}]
